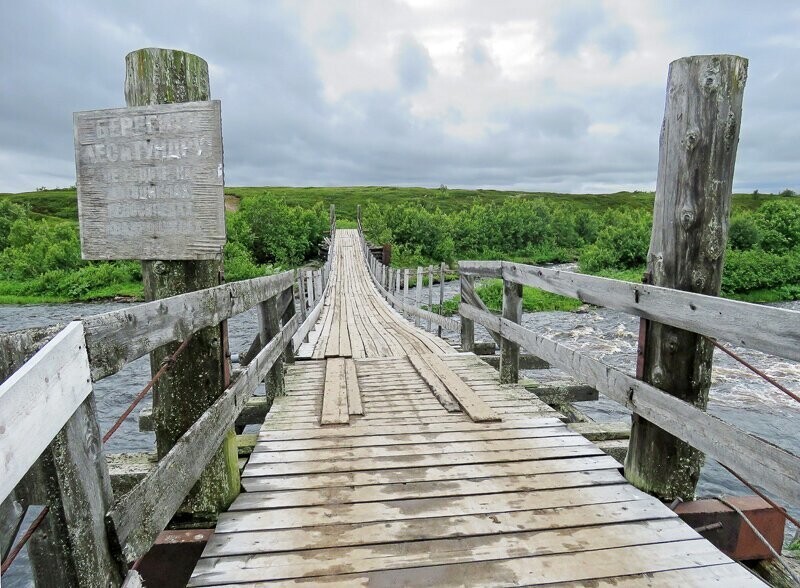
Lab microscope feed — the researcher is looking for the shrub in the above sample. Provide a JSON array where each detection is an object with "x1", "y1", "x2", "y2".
[{"x1": 728, "y1": 214, "x2": 761, "y2": 250}]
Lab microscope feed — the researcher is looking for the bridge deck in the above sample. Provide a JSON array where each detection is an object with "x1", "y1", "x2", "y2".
[{"x1": 189, "y1": 230, "x2": 762, "y2": 586}]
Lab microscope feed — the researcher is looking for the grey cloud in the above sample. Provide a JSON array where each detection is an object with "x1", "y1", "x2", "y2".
[
  {"x1": 395, "y1": 37, "x2": 433, "y2": 93},
  {"x1": 0, "y1": 0, "x2": 798, "y2": 195}
]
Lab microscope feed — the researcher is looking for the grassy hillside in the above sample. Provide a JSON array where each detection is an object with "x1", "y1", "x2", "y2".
[{"x1": 0, "y1": 186, "x2": 788, "y2": 223}]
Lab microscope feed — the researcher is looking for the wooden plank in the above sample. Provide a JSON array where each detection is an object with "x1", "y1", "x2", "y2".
[
  {"x1": 320, "y1": 358, "x2": 348, "y2": 425},
  {"x1": 406, "y1": 353, "x2": 461, "y2": 412},
  {"x1": 243, "y1": 540, "x2": 739, "y2": 587},
  {"x1": 255, "y1": 425, "x2": 571, "y2": 452},
  {"x1": 248, "y1": 435, "x2": 593, "y2": 464},
  {"x1": 459, "y1": 259, "x2": 502, "y2": 278},
  {"x1": 198, "y1": 500, "x2": 674, "y2": 567},
  {"x1": 193, "y1": 518, "x2": 704, "y2": 585},
  {"x1": 244, "y1": 444, "x2": 603, "y2": 477},
  {"x1": 416, "y1": 353, "x2": 501, "y2": 422},
  {"x1": 214, "y1": 484, "x2": 650, "y2": 533},
  {"x1": 83, "y1": 270, "x2": 294, "y2": 380},
  {"x1": 345, "y1": 359, "x2": 363, "y2": 416},
  {"x1": 501, "y1": 260, "x2": 800, "y2": 363},
  {"x1": 258, "y1": 417, "x2": 564, "y2": 441},
  {"x1": 242, "y1": 454, "x2": 620, "y2": 492},
  {"x1": 463, "y1": 304, "x2": 800, "y2": 504},
  {"x1": 553, "y1": 565, "x2": 765, "y2": 587},
  {"x1": 107, "y1": 314, "x2": 299, "y2": 563},
  {"x1": 233, "y1": 468, "x2": 624, "y2": 511},
  {"x1": 0, "y1": 322, "x2": 93, "y2": 499}
]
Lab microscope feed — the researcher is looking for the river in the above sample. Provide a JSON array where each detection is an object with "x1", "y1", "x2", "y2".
[{"x1": 2, "y1": 290, "x2": 798, "y2": 584}]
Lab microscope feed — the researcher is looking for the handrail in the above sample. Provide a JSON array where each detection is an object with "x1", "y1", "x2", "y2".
[
  {"x1": 1, "y1": 220, "x2": 337, "y2": 578},
  {"x1": 460, "y1": 260, "x2": 800, "y2": 363},
  {"x1": 457, "y1": 259, "x2": 800, "y2": 508},
  {"x1": 356, "y1": 223, "x2": 459, "y2": 333}
]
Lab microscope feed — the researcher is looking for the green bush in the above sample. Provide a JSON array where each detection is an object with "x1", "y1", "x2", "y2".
[
  {"x1": 579, "y1": 211, "x2": 651, "y2": 272},
  {"x1": 239, "y1": 193, "x2": 328, "y2": 266},
  {"x1": 728, "y1": 214, "x2": 761, "y2": 250}
]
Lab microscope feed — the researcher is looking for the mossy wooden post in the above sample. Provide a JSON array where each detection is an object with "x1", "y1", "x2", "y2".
[
  {"x1": 460, "y1": 274, "x2": 475, "y2": 352},
  {"x1": 500, "y1": 276, "x2": 522, "y2": 384},
  {"x1": 125, "y1": 48, "x2": 239, "y2": 517},
  {"x1": 625, "y1": 54, "x2": 748, "y2": 500}
]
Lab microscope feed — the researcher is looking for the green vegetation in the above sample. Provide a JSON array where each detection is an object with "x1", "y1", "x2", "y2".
[{"x1": 0, "y1": 185, "x2": 797, "y2": 306}]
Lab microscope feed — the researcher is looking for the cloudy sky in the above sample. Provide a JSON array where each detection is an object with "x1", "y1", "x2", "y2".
[{"x1": 1, "y1": 1, "x2": 798, "y2": 193}]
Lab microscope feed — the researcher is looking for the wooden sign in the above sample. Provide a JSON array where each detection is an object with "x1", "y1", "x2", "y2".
[{"x1": 73, "y1": 100, "x2": 225, "y2": 260}]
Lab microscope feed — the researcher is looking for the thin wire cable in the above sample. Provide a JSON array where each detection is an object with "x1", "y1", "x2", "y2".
[
  {"x1": 719, "y1": 463, "x2": 800, "y2": 529},
  {"x1": 712, "y1": 339, "x2": 800, "y2": 404},
  {"x1": 716, "y1": 496, "x2": 800, "y2": 585},
  {"x1": 1, "y1": 507, "x2": 49, "y2": 575},
  {"x1": 103, "y1": 334, "x2": 193, "y2": 442}
]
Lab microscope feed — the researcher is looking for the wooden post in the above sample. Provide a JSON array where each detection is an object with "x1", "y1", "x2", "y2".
[
  {"x1": 415, "y1": 267, "x2": 423, "y2": 327},
  {"x1": 500, "y1": 278, "x2": 523, "y2": 384},
  {"x1": 281, "y1": 283, "x2": 296, "y2": 365},
  {"x1": 427, "y1": 266, "x2": 434, "y2": 331},
  {"x1": 460, "y1": 274, "x2": 475, "y2": 352},
  {"x1": 388, "y1": 267, "x2": 394, "y2": 298},
  {"x1": 356, "y1": 204, "x2": 361, "y2": 226},
  {"x1": 125, "y1": 48, "x2": 239, "y2": 515},
  {"x1": 259, "y1": 296, "x2": 284, "y2": 401},
  {"x1": 625, "y1": 54, "x2": 748, "y2": 500},
  {"x1": 314, "y1": 270, "x2": 323, "y2": 301},
  {"x1": 438, "y1": 262, "x2": 446, "y2": 337},
  {"x1": 297, "y1": 272, "x2": 307, "y2": 320},
  {"x1": 403, "y1": 269, "x2": 410, "y2": 319},
  {"x1": 1, "y1": 328, "x2": 123, "y2": 586}
]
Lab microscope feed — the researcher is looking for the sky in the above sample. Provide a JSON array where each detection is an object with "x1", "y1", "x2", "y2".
[{"x1": 1, "y1": 0, "x2": 799, "y2": 194}]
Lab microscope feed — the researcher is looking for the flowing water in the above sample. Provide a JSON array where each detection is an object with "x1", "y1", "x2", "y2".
[{"x1": 2, "y1": 286, "x2": 798, "y2": 584}]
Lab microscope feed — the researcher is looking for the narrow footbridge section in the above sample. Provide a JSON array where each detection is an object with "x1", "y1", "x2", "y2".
[{"x1": 188, "y1": 230, "x2": 761, "y2": 586}]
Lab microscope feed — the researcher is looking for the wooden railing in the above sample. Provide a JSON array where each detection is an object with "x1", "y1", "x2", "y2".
[
  {"x1": 457, "y1": 259, "x2": 800, "y2": 508},
  {"x1": 357, "y1": 221, "x2": 460, "y2": 333},
  {"x1": 0, "y1": 229, "x2": 335, "y2": 584}
]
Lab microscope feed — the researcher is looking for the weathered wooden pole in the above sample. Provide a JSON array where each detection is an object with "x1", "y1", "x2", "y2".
[
  {"x1": 125, "y1": 48, "x2": 239, "y2": 515},
  {"x1": 438, "y1": 262, "x2": 446, "y2": 337},
  {"x1": 403, "y1": 270, "x2": 410, "y2": 318},
  {"x1": 460, "y1": 274, "x2": 475, "y2": 352},
  {"x1": 625, "y1": 54, "x2": 748, "y2": 500},
  {"x1": 500, "y1": 276, "x2": 522, "y2": 383},
  {"x1": 415, "y1": 267, "x2": 423, "y2": 327},
  {"x1": 427, "y1": 266, "x2": 434, "y2": 332}
]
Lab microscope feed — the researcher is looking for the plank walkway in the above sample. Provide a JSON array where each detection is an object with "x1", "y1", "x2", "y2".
[{"x1": 189, "y1": 230, "x2": 763, "y2": 586}]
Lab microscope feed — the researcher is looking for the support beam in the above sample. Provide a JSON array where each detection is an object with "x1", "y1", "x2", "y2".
[
  {"x1": 625, "y1": 54, "x2": 748, "y2": 500},
  {"x1": 459, "y1": 274, "x2": 475, "y2": 352},
  {"x1": 500, "y1": 277, "x2": 522, "y2": 384}
]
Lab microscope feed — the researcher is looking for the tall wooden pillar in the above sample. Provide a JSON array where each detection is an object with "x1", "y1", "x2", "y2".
[
  {"x1": 625, "y1": 54, "x2": 748, "y2": 500},
  {"x1": 125, "y1": 48, "x2": 239, "y2": 516}
]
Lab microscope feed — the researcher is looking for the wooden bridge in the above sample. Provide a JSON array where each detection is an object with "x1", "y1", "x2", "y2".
[
  {"x1": 186, "y1": 228, "x2": 764, "y2": 586},
  {"x1": 2, "y1": 51, "x2": 800, "y2": 586}
]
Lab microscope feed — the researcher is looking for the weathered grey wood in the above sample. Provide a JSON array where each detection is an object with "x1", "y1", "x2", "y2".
[
  {"x1": 345, "y1": 359, "x2": 364, "y2": 416},
  {"x1": 403, "y1": 269, "x2": 410, "y2": 319},
  {"x1": 107, "y1": 313, "x2": 299, "y2": 563},
  {"x1": 460, "y1": 274, "x2": 475, "y2": 352},
  {"x1": 460, "y1": 277, "x2": 502, "y2": 346},
  {"x1": 480, "y1": 353, "x2": 550, "y2": 369},
  {"x1": 500, "y1": 279, "x2": 522, "y2": 384},
  {"x1": 124, "y1": 45, "x2": 239, "y2": 523},
  {"x1": 84, "y1": 271, "x2": 293, "y2": 380},
  {"x1": 500, "y1": 260, "x2": 800, "y2": 362},
  {"x1": 321, "y1": 358, "x2": 348, "y2": 425},
  {"x1": 259, "y1": 296, "x2": 284, "y2": 400},
  {"x1": 415, "y1": 266, "x2": 423, "y2": 327},
  {"x1": 139, "y1": 395, "x2": 270, "y2": 431},
  {"x1": 296, "y1": 272, "x2": 307, "y2": 319},
  {"x1": 529, "y1": 381, "x2": 599, "y2": 404},
  {"x1": 417, "y1": 353, "x2": 500, "y2": 422},
  {"x1": 459, "y1": 260, "x2": 502, "y2": 278},
  {"x1": 0, "y1": 495, "x2": 24, "y2": 561},
  {"x1": 74, "y1": 100, "x2": 224, "y2": 260},
  {"x1": 281, "y1": 284, "x2": 296, "y2": 365},
  {"x1": 406, "y1": 353, "x2": 461, "y2": 412},
  {"x1": 462, "y1": 305, "x2": 800, "y2": 505},
  {"x1": 0, "y1": 322, "x2": 93, "y2": 498},
  {"x1": 438, "y1": 262, "x2": 446, "y2": 337},
  {"x1": 625, "y1": 54, "x2": 748, "y2": 500}
]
